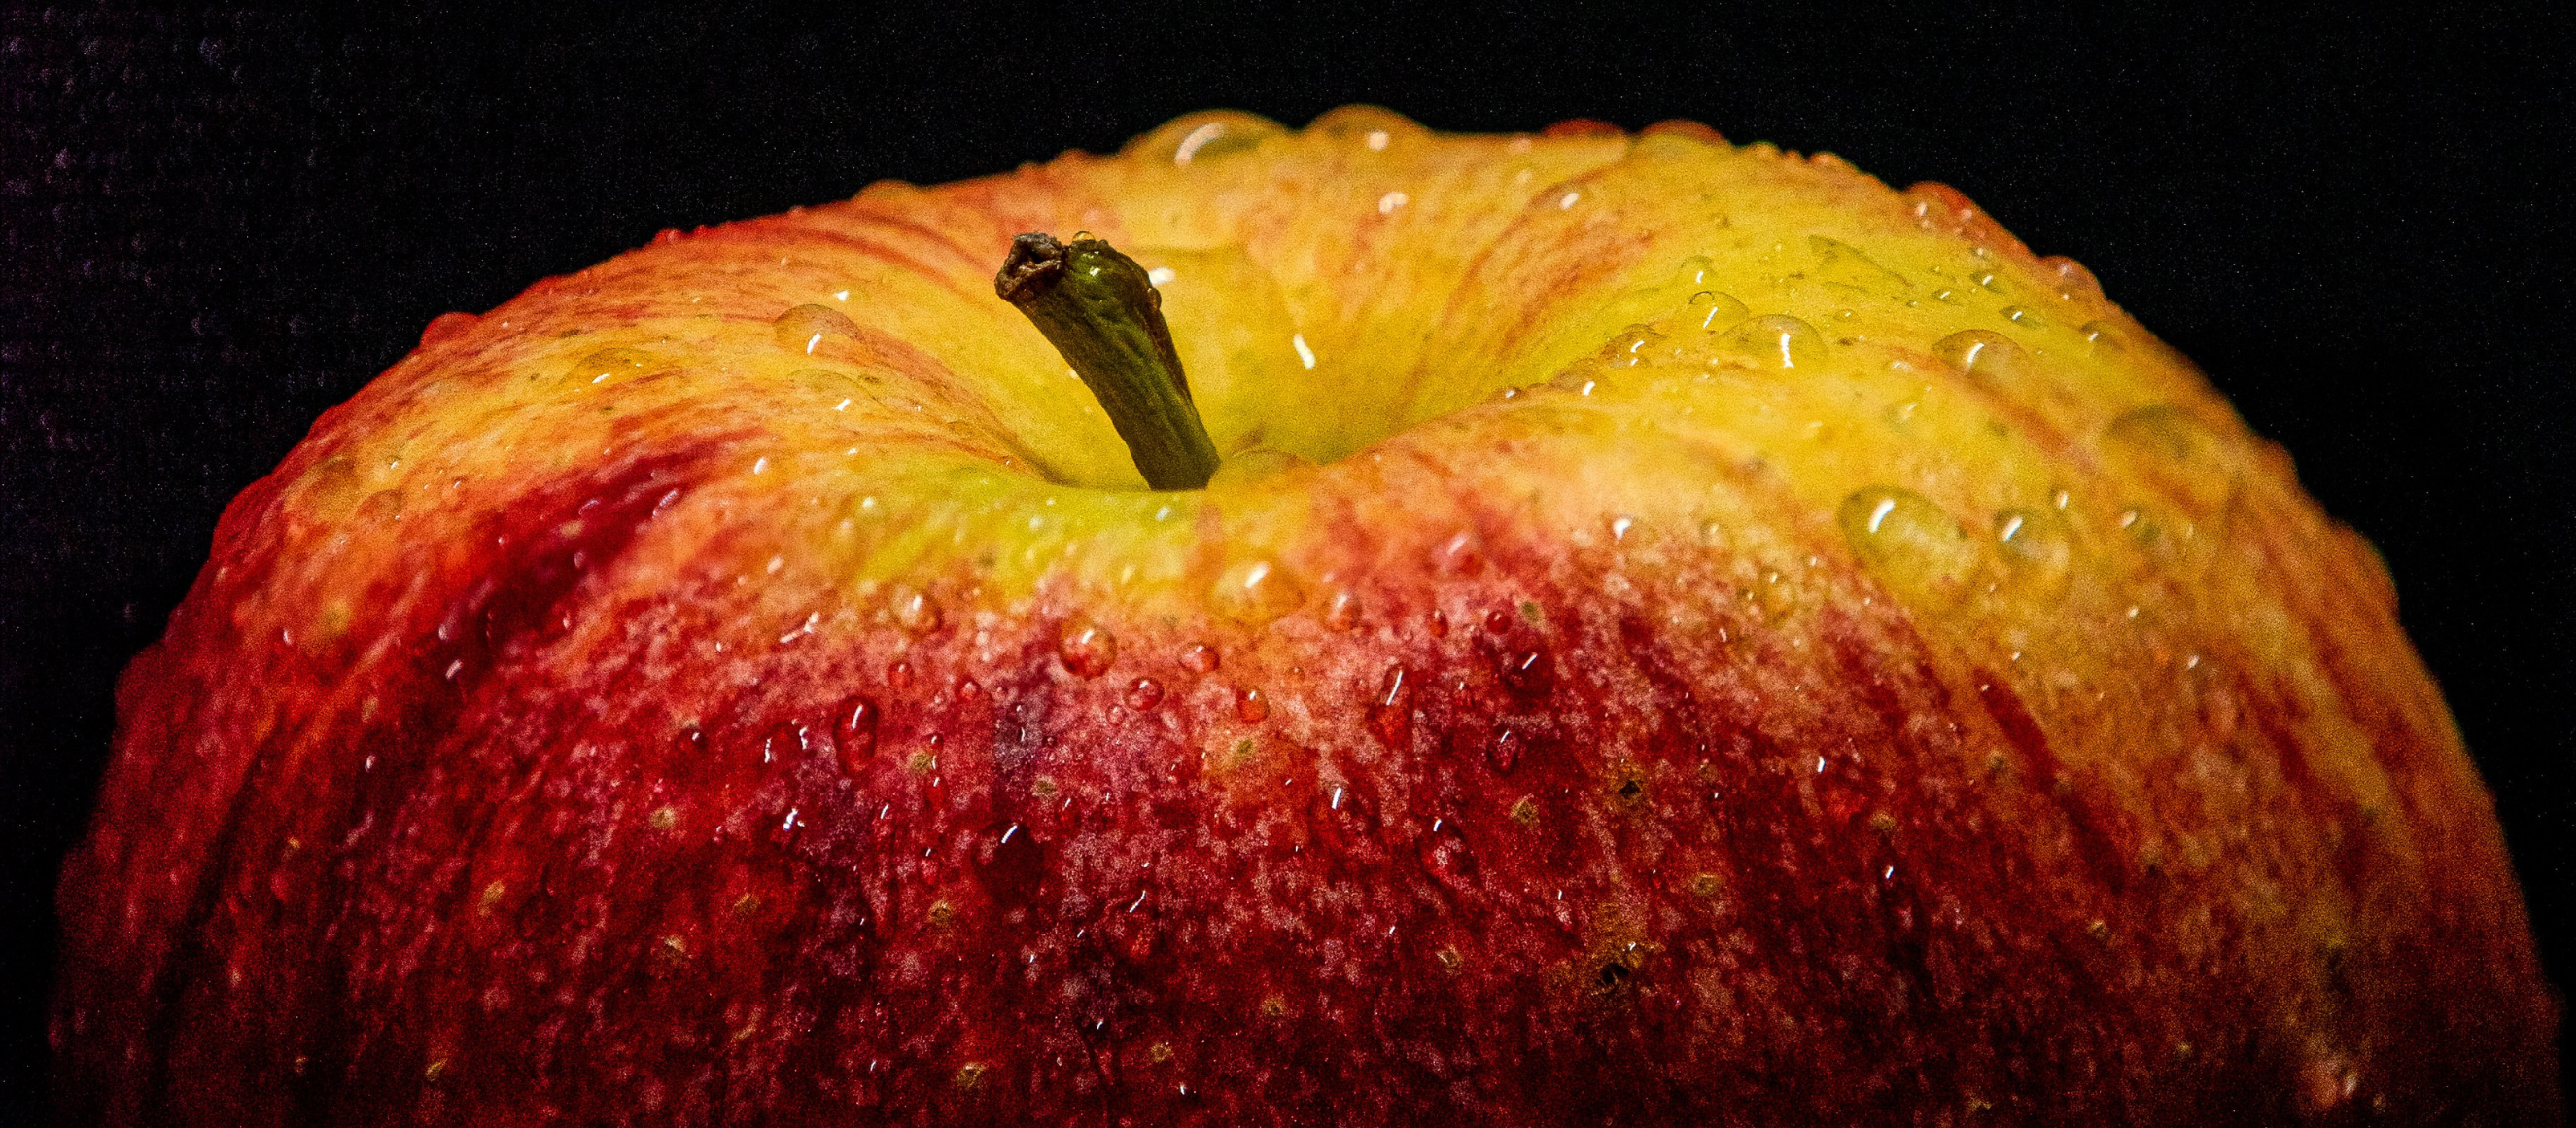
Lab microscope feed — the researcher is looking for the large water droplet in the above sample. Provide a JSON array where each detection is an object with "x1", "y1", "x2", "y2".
[
  {"x1": 771, "y1": 303, "x2": 861, "y2": 356},
  {"x1": 2102, "y1": 405, "x2": 2239, "y2": 511},
  {"x1": 567, "y1": 347, "x2": 661, "y2": 388},
  {"x1": 1434, "y1": 531, "x2": 1483, "y2": 577},
  {"x1": 834, "y1": 696, "x2": 878, "y2": 775},
  {"x1": 1499, "y1": 648, "x2": 1554, "y2": 698},
  {"x1": 1236, "y1": 687, "x2": 1269, "y2": 723},
  {"x1": 980, "y1": 818, "x2": 1045, "y2": 911},
  {"x1": 1212, "y1": 558, "x2": 1304, "y2": 625},
  {"x1": 1932, "y1": 329, "x2": 2036, "y2": 394},
  {"x1": 355, "y1": 488, "x2": 403, "y2": 525},
  {"x1": 1720, "y1": 315, "x2": 1825, "y2": 370},
  {"x1": 889, "y1": 585, "x2": 942, "y2": 634},
  {"x1": 1837, "y1": 487, "x2": 1980, "y2": 608},
  {"x1": 1125, "y1": 678, "x2": 1165, "y2": 710},
  {"x1": 1367, "y1": 665, "x2": 1412, "y2": 747},
  {"x1": 1685, "y1": 289, "x2": 1754, "y2": 333},
  {"x1": 1308, "y1": 105, "x2": 1427, "y2": 146},
  {"x1": 1807, "y1": 235, "x2": 1912, "y2": 294},
  {"x1": 1056, "y1": 620, "x2": 1117, "y2": 678},
  {"x1": 1488, "y1": 728, "x2": 1525, "y2": 775},
  {"x1": 1130, "y1": 111, "x2": 1287, "y2": 166},
  {"x1": 418, "y1": 311, "x2": 479, "y2": 348},
  {"x1": 1180, "y1": 642, "x2": 1221, "y2": 674},
  {"x1": 2078, "y1": 320, "x2": 2126, "y2": 354},
  {"x1": 2118, "y1": 504, "x2": 2190, "y2": 562},
  {"x1": 1324, "y1": 589, "x2": 1362, "y2": 631},
  {"x1": 1992, "y1": 507, "x2": 2074, "y2": 599}
]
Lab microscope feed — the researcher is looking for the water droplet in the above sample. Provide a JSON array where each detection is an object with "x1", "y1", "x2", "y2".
[
  {"x1": 1837, "y1": 486, "x2": 1980, "y2": 608},
  {"x1": 2117, "y1": 505, "x2": 2188, "y2": 561},
  {"x1": 889, "y1": 585, "x2": 942, "y2": 634},
  {"x1": 1427, "y1": 609, "x2": 1449, "y2": 638},
  {"x1": 567, "y1": 347, "x2": 660, "y2": 387},
  {"x1": 2078, "y1": 320, "x2": 2125, "y2": 354},
  {"x1": 418, "y1": 311, "x2": 479, "y2": 348},
  {"x1": 2102, "y1": 405, "x2": 2239, "y2": 511},
  {"x1": 1324, "y1": 589, "x2": 1362, "y2": 631},
  {"x1": 1499, "y1": 648, "x2": 1554, "y2": 698},
  {"x1": 1236, "y1": 687, "x2": 1269, "y2": 723},
  {"x1": 1932, "y1": 329, "x2": 2036, "y2": 393},
  {"x1": 1807, "y1": 235, "x2": 1912, "y2": 294},
  {"x1": 771, "y1": 303, "x2": 860, "y2": 355},
  {"x1": 355, "y1": 488, "x2": 403, "y2": 524},
  {"x1": 1488, "y1": 728, "x2": 1525, "y2": 774},
  {"x1": 1685, "y1": 289, "x2": 1754, "y2": 333},
  {"x1": 2001, "y1": 305, "x2": 2042, "y2": 329},
  {"x1": 1720, "y1": 315, "x2": 1825, "y2": 370},
  {"x1": 1992, "y1": 507, "x2": 2074, "y2": 599},
  {"x1": 1125, "y1": 678, "x2": 1165, "y2": 710},
  {"x1": 1434, "y1": 531, "x2": 1483, "y2": 577},
  {"x1": 1212, "y1": 558, "x2": 1304, "y2": 625},
  {"x1": 1134, "y1": 111, "x2": 1284, "y2": 166},
  {"x1": 888, "y1": 660, "x2": 914, "y2": 688},
  {"x1": 1056, "y1": 620, "x2": 1117, "y2": 678},
  {"x1": 1180, "y1": 642, "x2": 1220, "y2": 674},
  {"x1": 834, "y1": 696, "x2": 878, "y2": 774},
  {"x1": 1367, "y1": 665, "x2": 1411, "y2": 747}
]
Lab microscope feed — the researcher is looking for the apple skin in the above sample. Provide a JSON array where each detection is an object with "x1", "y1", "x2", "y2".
[{"x1": 52, "y1": 107, "x2": 2559, "y2": 1125}]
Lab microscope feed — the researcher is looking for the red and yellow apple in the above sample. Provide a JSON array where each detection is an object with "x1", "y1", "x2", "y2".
[{"x1": 53, "y1": 108, "x2": 2559, "y2": 1124}]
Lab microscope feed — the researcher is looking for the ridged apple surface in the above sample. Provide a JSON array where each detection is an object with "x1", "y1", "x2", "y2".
[{"x1": 54, "y1": 107, "x2": 2559, "y2": 1125}]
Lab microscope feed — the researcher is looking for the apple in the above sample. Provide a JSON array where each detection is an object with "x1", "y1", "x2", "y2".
[{"x1": 52, "y1": 107, "x2": 2559, "y2": 1125}]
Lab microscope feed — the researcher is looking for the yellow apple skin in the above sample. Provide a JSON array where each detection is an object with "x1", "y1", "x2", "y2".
[{"x1": 53, "y1": 108, "x2": 2558, "y2": 1125}]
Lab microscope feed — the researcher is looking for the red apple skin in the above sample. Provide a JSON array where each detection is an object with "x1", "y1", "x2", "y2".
[{"x1": 53, "y1": 110, "x2": 2559, "y2": 1125}]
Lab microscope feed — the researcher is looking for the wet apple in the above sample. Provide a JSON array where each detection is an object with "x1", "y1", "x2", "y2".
[{"x1": 53, "y1": 108, "x2": 2558, "y2": 1125}]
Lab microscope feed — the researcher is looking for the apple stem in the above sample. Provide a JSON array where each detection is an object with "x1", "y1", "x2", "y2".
[{"x1": 996, "y1": 232, "x2": 1220, "y2": 490}]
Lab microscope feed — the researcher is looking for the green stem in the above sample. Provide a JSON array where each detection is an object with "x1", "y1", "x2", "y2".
[{"x1": 996, "y1": 232, "x2": 1220, "y2": 490}]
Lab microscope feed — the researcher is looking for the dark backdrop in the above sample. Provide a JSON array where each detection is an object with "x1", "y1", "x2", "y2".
[{"x1": 5, "y1": 3, "x2": 2569, "y2": 1119}]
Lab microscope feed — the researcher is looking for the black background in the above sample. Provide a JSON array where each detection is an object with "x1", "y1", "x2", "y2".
[{"x1": 4, "y1": 3, "x2": 2570, "y2": 1119}]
